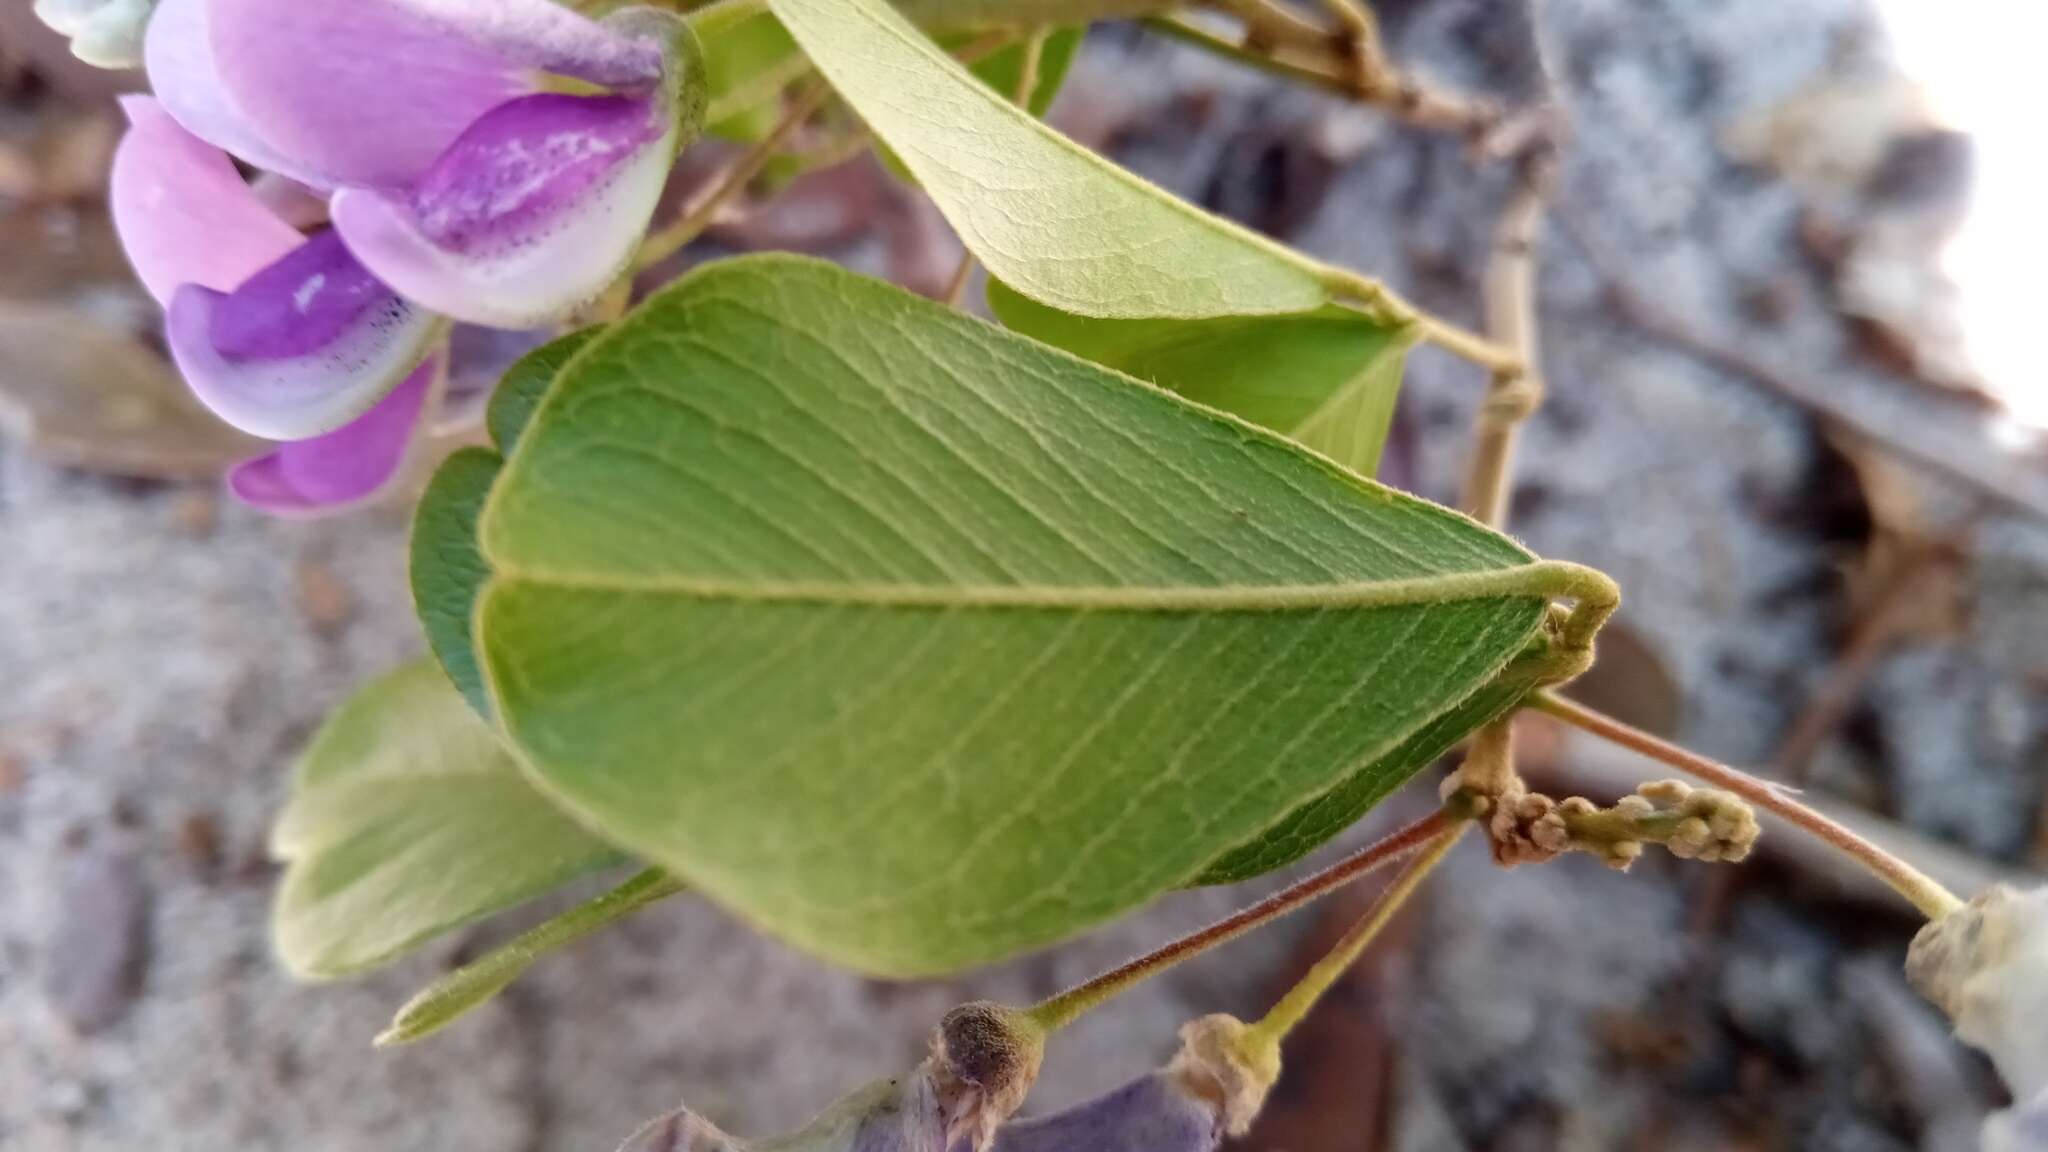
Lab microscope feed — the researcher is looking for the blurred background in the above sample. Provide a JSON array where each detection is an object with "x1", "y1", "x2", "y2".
[{"x1": 1, "y1": 1, "x2": 2043, "y2": 1149}]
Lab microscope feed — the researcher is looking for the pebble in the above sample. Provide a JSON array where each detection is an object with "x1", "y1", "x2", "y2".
[
  {"x1": 42, "y1": 842, "x2": 150, "y2": 1035},
  {"x1": 293, "y1": 558, "x2": 356, "y2": 639}
]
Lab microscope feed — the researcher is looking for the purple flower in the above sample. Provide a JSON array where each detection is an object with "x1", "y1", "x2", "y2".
[
  {"x1": 113, "y1": 0, "x2": 699, "y2": 514},
  {"x1": 613, "y1": 1004, "x2": 1048, "y2": 1152},
  {"x1": 989, "y1": 1016, "x2": 1277, "y2": 1152}
]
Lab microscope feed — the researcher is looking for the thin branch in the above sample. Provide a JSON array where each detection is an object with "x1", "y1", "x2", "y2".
[
  {"x1": 1317, "y1": 267, "x2": 1525, "y2": 375},
  {"x1": 1455, "y1": 0, "x2": 1563, "y2": 527},
  {"x1": 1166, "y1": 8, "x2": 1509, "y2": 143},
  {"x1": 1142, "y1": 15, "x2": 1352, "y2": 89},
  {"x1": 377, "y1": 868, "x2": 688, "y2": 1046},
  {"x1": 1529, "y1": 690, "x2": 1965, "y2": 919},
  {"x1": 1025, "y1": 809, "x2": 1454, "y2": 1033},
  {"x1": 1208, "y1": 0, "x2": 1335, "y2": 53},
  {"x1": 636, "y1": 81, "x2": 835, "y2": 270},
  {"x1": 1461, "y1": 141, "x2": 1558, "y2": 524},
  {"x1": 1246, "y1": 824, "x2": 1465, "y2": 1046},
  {"x1": 943, "y1": 254, "x2": 978, "y2": 308}
]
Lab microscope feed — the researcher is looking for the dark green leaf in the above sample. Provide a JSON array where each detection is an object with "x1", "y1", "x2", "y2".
[
  {"x1": 486, "y1": 328, "x2": 603, "y2": 454},
  {"x1": 469, "y1": 255, "x2": 1605, "y2": 975},
  {"x1": 411, "y1": 448, "x2": 501, "y2": 718}
]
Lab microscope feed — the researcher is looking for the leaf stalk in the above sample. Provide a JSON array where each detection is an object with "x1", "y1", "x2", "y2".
[
  {"x1": 1244, "y1": 822, "x2": 1464, "y2": 1047},
  {"x1": 1025, "y1": 808, "x2": 1456, "y2": 1033},
  {"x1": 377, "y1": 867, "x2": 688, "y2": 1046}
]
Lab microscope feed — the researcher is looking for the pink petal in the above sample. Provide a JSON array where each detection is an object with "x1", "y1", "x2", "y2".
[
  {"x1": 332, "y1": 89, "x2": 677, "y2": 327},
  {"x1": 109, "y1": 96, "x2": 304, "y2": 306},
  {"x1": 228, "y1": 355, "x2": 439, "y2": 517},
  {"x1": 166, "y1": 230, "x2": 444, "y2": 440},
  {"x1": 203, "y1": 0, "x2": 665, "y2": 190},
  {"x1": 143, "y1": 0, "x2": 327, "y2": 187}
]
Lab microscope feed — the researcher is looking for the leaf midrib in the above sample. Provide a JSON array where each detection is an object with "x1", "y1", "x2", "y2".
[{"x1": 481, "y1": 560, "x2": 1579, "y2": 613}]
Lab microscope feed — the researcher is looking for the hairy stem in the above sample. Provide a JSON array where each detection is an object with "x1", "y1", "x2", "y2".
[
  {"x1": 1461, "y1": 142, "x2": 1557, "y2": 525},
  {"x1": 377, "y1": 868, "x2": 688, "y2": 1046},
  {"x1": 1025, "y1": 809, "x2": 1455, "y2": 1032},
  {"x1": 1208, "y1": 0, "x2": 1335, "y2": 52},
  {"x1": 1247, "y1": 824, "x2": 1464, "y2": 1046},
  {"x1": 1141, "y1": 15, "x2": 1351, "y2": 89},
  {"x1": 1529, "y1": 691, "x2": 1965, "y2": 919},
  {"x1": 1318, "y1": 266, "x2": 1524, "y2": 375},
  {"x1": 1157, "y1": 10, "x2": 1505, "y2": 141}
]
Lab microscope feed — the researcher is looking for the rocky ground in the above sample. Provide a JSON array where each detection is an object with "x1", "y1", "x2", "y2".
[{"x1": 2, "y1": 1, "x2": 2044, "y2": 1150}]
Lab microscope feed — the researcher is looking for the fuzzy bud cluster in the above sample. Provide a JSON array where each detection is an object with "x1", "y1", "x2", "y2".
[
  {"x1": 34, "y1": 0, "x2": 152, "y2": 69},
  {"x1": 1447, "y1": 773, "x2": 1758, "y2": 872}
]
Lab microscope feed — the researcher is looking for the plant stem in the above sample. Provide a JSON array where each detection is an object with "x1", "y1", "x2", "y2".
[
  {"x1": 1318, "y1": 267, "x2": 1524, "y2": 376},
  {"x1": 376, "y1": 868, "x2": 688, "y2": 1046},
  {"x1": 1317, "y1": 0, "x2": 1381, "y2": 60},
  {"x1": 943, "y1": 254, "x2": 978, "y2": 308},
  {"x1": 1528, "y1": 690, "x2": 1965, "y2": 920},
  {"x1": 1141, "y1": 15, "x2": 1352, "y2": 91},
  {"x1": 636, "y1": 82, "x2": 834, "y2": 270},
  {"x1": 1246, "y1": 824, "x2": 1464, "y2": 1047},
  {"x1": 1208, "y1": 0, "x2": 1335, "y2": 52},
  {"x1": 1461, "y1": 142, "x2": 1557, "y2": 525},
  {"x1": 1024, "y1": 809, "x2": 1455, "y2": 1033},
  {"x1": 1155, "y1": 12, "x2": 1505, "y2": 142}
]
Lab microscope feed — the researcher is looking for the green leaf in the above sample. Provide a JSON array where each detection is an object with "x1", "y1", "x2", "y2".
[
  {"x1": 470, "y1": 254, "x2": 1605, "y2": 976},
  {"x1": 411, "y1": 448, "x2": 501, "y2": 718},
  {"x1": 691, "y1": 0, "x2": 810, "y2": 141},
  {"x1": 377, "y1": 868, "x2": 685, "y2": 1046},
  {"x1": 414, "y1": 331, "x2": 604, "y2": 717},
  {"x1": 487, "y1": 328, "x2": 603, "y2": 454},
  {"x1": 770, "y1": 0, "x2": 1331, "y2": 319},
  {"x1": 272, "y1": 663, "x2": 624, "y2": 978},
  {"x1": 1195, "y1": 645, "x2": 1556, "y2": 884},
  {"x1": 892, "y1": 0, "x2": 1174, "y2": 25},
  {"x1": 876, "y1": 26, "x2": 1085, "y2": 188},
  {"x1": 989, "y1": 280, "x2": 1415, "y2": 477}
]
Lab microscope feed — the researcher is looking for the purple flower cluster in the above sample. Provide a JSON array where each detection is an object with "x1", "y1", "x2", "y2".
[
  {"x1": 613, "y1": 1014, "x2": 1275, "y2": 1152},
  {"x1": 112, "y1": 0, "x2": 693, "y2": 514}
]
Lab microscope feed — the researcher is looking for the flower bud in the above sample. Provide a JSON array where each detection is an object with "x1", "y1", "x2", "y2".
[
  {"x1": 611, "y1": 1003, "x2": 1047, "y2": 1152},
  {"x1": 1908, "y1": 885, "x2": 2048, "y2": 1098},
  {"x1": 1908, "y1": 885, "x2": 2048, "y2": 1148},
  {"x1": 989, "y1": 1015, "x2": 1280, "y2": 1152},
  {"x1": 1985, "y1": 1090, "x2": 2048, "y2": 1152},
  {"x1": 34, "y1": 0, "x2": 151, "y2": 68},
  {"x1": 930, "y1": 1002, "x2": 1048, "y2": 1152}
]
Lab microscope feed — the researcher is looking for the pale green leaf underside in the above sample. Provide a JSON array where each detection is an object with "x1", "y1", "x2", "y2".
[
  {"x1": 876, "y1": 26, "x2": 1085, "y2": 187},
  {"x1": 770, "y1": 0, "x2": 1329, "y2": 319},
  {"x1": 272, "y1": 663, "x2": 622, "y2": 978},
  {"x1": 892, "y1": 0, "x2": 1174, "y2": 26},
  {"x1": 988, "y1": 279, "x2": 1414, "y2": 478},
  {"x1": 474, "y1": 255, "x2": 1561, "y2": 976}
]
